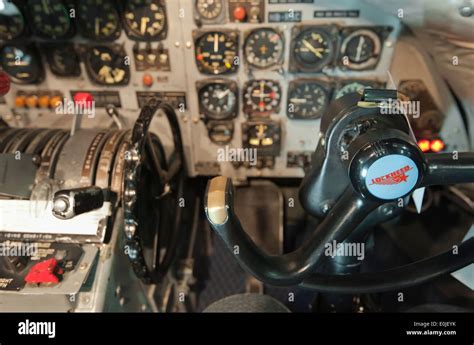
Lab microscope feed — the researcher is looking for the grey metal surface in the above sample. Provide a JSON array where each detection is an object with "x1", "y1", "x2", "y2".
[{"x1": 0, "y1": 245, "x2": 97, "y2": 311}]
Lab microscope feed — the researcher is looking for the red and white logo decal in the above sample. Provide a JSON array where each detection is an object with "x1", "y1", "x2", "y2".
[{"x1": 369, "y1": 165, "x2": 413, "y2": 186}]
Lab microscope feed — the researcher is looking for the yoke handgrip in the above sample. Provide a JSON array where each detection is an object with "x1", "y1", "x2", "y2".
[{"x1": 204, "y1": 176, "x2": 379, "y2": 286}]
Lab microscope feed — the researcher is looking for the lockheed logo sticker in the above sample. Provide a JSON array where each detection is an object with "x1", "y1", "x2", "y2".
[{"x1": 365, "y1": 155, "x2": 419, "y2": 200}]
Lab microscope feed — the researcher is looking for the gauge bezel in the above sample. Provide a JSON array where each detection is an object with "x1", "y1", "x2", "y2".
[
  {"x1": 0, "y1": 44, "x2": 44, "y2": 84},
  {"x1": 207, "y1": 120, "x2": 234, "y2": 145},
  {"x1": 0, "y1": 0, "x2": 29, "y2": 41},
  {"x1": 77, "y1": 0, "x2": 122, "y2": 41},
  {"x1": 122, "y1": 0, "x2": 168, "y2": 42},
  {"x1": 84, "y1": 44, "x2": 131, "y2": 86},
  {"x1": 241, "y1": 120, "x2": 281, "y2": 157},
  {"x1": 26, "y1": 0, "x2": 76, "y2": 40},
  {"x1": 194, "y1": 0, "x2": 226, "y2": 24},
  {"x1": 287, "y1": 79, "x2": 331, "y2": 120},
  {"x1": 339, "y1": 28, "x2": 383, "y2": 71},
  {"x1": 243, "y1": 79, "x2": 282, "y2": 118},
  {"x1": 243, "y1": 27, "x2": 285, "y2": 70},
  {"x1": 43, "y1": 43, "x2": 81, "y2": 77},
  {"x1": 289, "y1": 25, "x2": 339, "y2": 73},
  {"x1": 196, "y1": 79, "x2": 239, "y2": 121},
  {"x1": 333, "y1": 79, "x2": 385, "y2": 100},
  {"x1": 193, "y1": 29, "x2": 239, "y2": 75}
]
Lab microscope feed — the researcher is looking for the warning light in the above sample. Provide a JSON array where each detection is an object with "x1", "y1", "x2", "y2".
[
  {"x1": 417, "y1": 139, "x2": 430, "y2": 152},
  {"x1": 430, "y1": 139, "x2": 445, "y2": 152}
]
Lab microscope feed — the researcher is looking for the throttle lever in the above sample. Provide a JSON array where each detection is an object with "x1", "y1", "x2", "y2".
[{"x1": 52, "y1": 186, "x2": 104, "y2": 220}]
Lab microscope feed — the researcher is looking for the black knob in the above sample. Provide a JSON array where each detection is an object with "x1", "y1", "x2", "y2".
[
  {"x1": 349, "y1": 138, "x2": 425, "y2": 201},
  {"x1": 52, "y1": 186, "x2": 104, "y2": 220}
]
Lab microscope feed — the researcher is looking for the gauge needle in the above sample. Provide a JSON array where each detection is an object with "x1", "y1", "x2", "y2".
[
  {"x1": 214, "y1": 34, "x2": 218, "y2": 53},
  {"x1": 140, "y1": 17, "x2": 150, "y2": 35},
  {"x1": 217, "y1": 89, "x2": 230, "y2": 99},
  {"x1": 95, "y1": 18, "x2": 100, "y2": 36},
  {"x1": 42, "y1": 0, "x2": 50, "y2": 15},
  {"x1": 356, "y1": 36, "x2": 365, "y2": 62},
  {"x1": 290, "y1": 98, "x2": 307, "y2": 104},
  {"x1": 302, "y1": 39, "x2": 324, "y2": 58}
]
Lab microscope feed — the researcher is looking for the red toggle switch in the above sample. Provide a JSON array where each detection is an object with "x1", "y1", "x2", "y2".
[
  {"x1": 24, "y1": 258, "x2": 63, "y2": 285},
  {"x1": 233, "y1": 6, "x2": 247, "y2": 21},
  {"x1": 0, "y1": 72, "x2": 10, "y2": 96},
  {"x1": 73, "y1": 92, "x2": 94, "y2": 108}
]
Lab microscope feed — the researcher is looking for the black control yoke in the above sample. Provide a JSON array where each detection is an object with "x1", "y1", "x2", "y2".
[{"x1": 204, "y1": 89, "x2": 474, "y2": 291}]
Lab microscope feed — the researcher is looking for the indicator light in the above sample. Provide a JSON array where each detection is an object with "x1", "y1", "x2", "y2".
[
  {"x1": 0, "y1": 71, "x2": 10, "y2": 96},
  {"x1": 430, "y1": 139, "x2": 445, "y2": 152},
  {"x1": 142, "y1": 74, "x2": 153, "y2": 87},
  {"x1": 15, "y1": 95, "x2": 26, "y2": 108},
  {"x1": 233, "y1": 6, "x2": 247, "y2": 21},
  {"x1": 417, "y1": 139, "x2": 430, "y2": 152}
]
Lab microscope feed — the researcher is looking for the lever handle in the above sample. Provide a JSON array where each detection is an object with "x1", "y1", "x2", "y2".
[
  {"x1": 52, "y1": 186, "x2": 104, "y2": 220},
  {"x1": 205, "y1": 176, "x2": 379, "y2": 286},
  {"x1": 422, "y1": 152, "x2": 474, "y2": 187}
]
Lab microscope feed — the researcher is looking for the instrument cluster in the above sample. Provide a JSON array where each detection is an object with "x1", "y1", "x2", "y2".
[{"x1": 0, "y1": 0, "x2": 404, "y2": 179}]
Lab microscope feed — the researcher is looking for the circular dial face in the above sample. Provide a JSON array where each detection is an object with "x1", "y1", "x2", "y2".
[
  {"x1": 78, "y1": 0, "x2": 120, "y2": 40},
  {"x1": 287, "y1": 82, "x2": 328, "y2": 119},
  {"x1": 244, "y1": 80, "x2": 281, "y2": 116},
  {"x1": 293, "y1": 28, "x2": 334, "y2": 71},
  {"x1": 0, "y1": 45, "x2": 43, "y2": 84},
  {"x1": 195, "y1": 31, "x2": 238, "y2": 75},
  {"x1": 335, "y1": 81, "x2": 372, "y2": 99},
  {"x1": 85, "y1": 46, "x2": 130, "y2": 85},
  {"x1": 199, "y1": 82, "x2": 237, "y2": 120},
  {"x1": 344, "y1": 34, "x2": 376, "y2": 63},
  {"x1": 196, "y1": 0, "x2": 223, "y2": 20},
  {"x1": 244, "y1": 28, "x2": 284, "y2": 69},
  {"x1": 123, "y1": 0, "x2": 166, "y2": 40},
  {"x1": 0, "y1": 2, "x2": 25, "y2": 40},
  {"x1": 46, "y1": 45, "x2": 81, "y2": 77},
  {"x1": 28, "y1": 0, "x2": 72, "y2": 39}
]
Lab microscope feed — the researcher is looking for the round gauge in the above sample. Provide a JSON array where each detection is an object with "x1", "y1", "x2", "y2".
[
  {"x1": 335, "y1": 81, "x2": 373, "y2": 99},
  {"x1": 207, "y1": 121, "x2": 233, "y2": 144},
  {"x1": 0, "y1": 2, "x2": 25, "y2": 40},
  {"x1": 340, "y1": 29, "x2": 381, "y2": 70},
  {"x1": 46, "y1": 44, "x2": 81, "y2": 77},
  {"x1": 28, "y1": 0, "x2": 72, "y2": 39},
  {"x1": 243, "y1": 122, "x2": 281, "y2": 153},
  {"x1": 244, "y1": 28, "x2": 284, "y2": 69},
  {"x1": 78, "y1": 0, "x2": 121, "y2": 41},
  {"x1": 123, "y1": 0, "x2": 167, "y2": 40},
  {"x1": 287, "y1": 81, "x2": 329, "y2": 119},
  {"x1": 244, "y1": 80, "x2": 281, "y2": 116},
  {"x1": 292, "y1": 27, "x2": 335, "y2": 72},
  {"x1": 198, "y1": 82, "x2": 238, "y2": 120},
  {"x1": 195, "y1": 31, "x2": 238, "y2": 75},
  {"x1": 0, "y1": 45, "x2": 43, "y2": 84},
  {"x1": 196, "y1": 0, "x2": 223, "y2": 20},
  {"x1": 85, "y1": 46, "x2": 130, "y2": 85}
]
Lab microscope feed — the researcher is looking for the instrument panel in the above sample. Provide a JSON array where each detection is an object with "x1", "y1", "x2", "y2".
[{"x1": 0, "y1": 0, "x2": 465, "y2": 180}]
